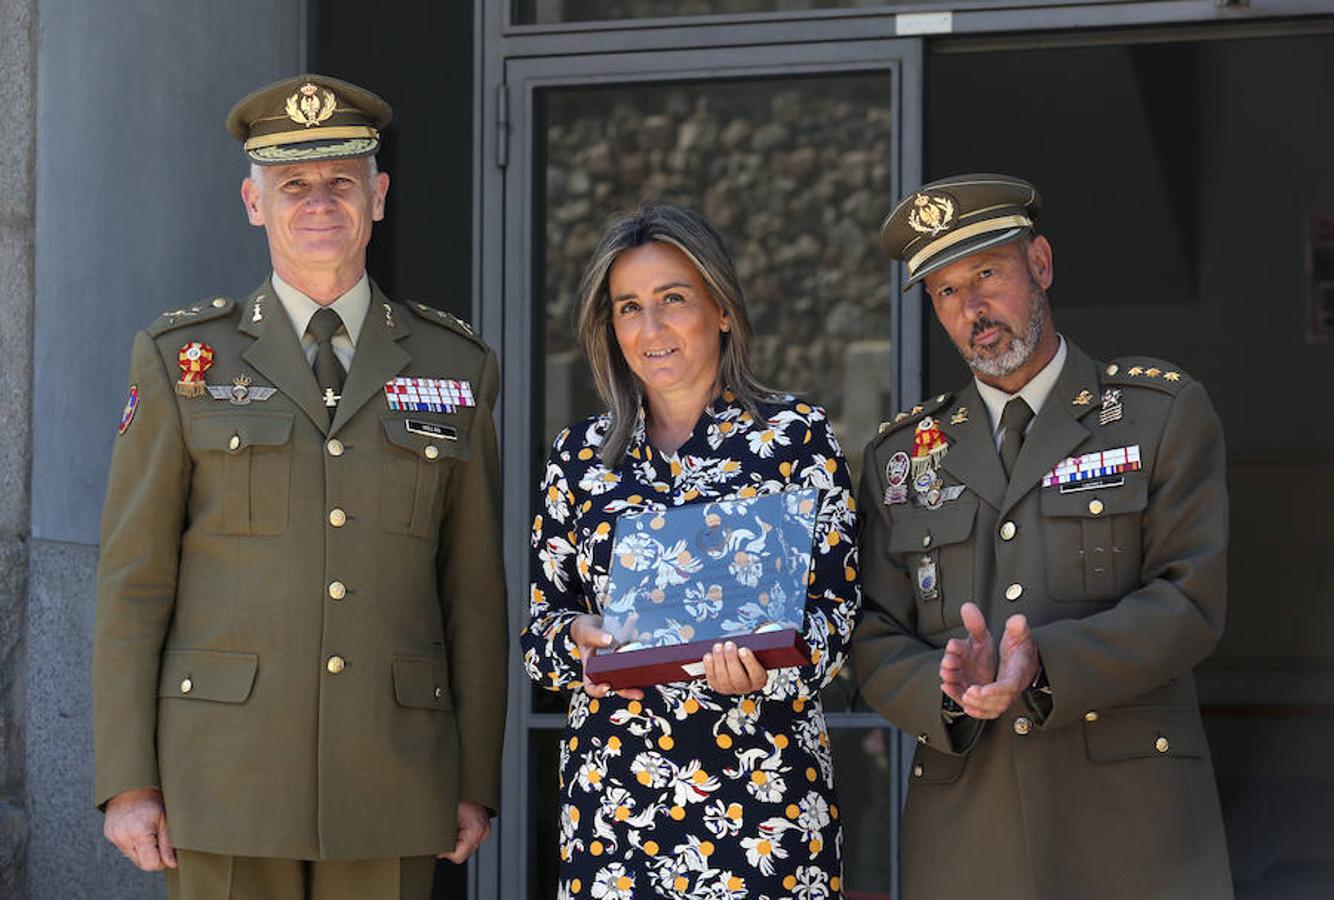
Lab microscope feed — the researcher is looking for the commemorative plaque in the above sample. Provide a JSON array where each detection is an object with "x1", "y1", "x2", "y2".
[{"x1": 584, "y1": 487, "x2": 820, "y2": 690}]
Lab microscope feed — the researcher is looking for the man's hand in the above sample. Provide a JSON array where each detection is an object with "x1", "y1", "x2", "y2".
[
  {"x1": 940, "y1": 602, "x2": 1041, "y2": 720},
  {"x1": 940, "y1": 602, "x2": 998, "y2": 708},
  {"x1": 104, "y1": 788, "x2": 176, "y2": 871},
  {"x1": 438, "y1": 801, "x2": 492, "y2": 864},
  {"x1": 703, "y1": 641, "x2": 768, "y2": 695},
  {"x1": 570, "y1": 614, "x2": 644, "y2": 701}
]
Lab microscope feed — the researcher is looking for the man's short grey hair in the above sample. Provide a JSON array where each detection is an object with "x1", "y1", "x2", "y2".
[{"x1": 247, "y1": 155, "x2": 379, "y2": 184}]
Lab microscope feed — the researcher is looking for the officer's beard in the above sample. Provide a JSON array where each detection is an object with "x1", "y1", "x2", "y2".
[{"x1": 960, "y1": 283, "x2": 1048, "y2": 378}]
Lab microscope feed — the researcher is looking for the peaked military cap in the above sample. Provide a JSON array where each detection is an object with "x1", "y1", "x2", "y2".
[
  {"x1": 226, "y1": 74, "x2": 392, "y2": 165},
  {"x1": 881, "y1": 174, "x2": 1041, "y2": 287}
]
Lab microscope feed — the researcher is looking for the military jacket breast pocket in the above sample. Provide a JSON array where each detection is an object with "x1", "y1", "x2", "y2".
[
  {"x1": 188, "y1": 411, "x2": 294, "y2": 535},
  {"x1": 379, "y1": 413, "x2": 470, "y2": 538},
  {"x1": 1040, "y1": 476, "x2": 1147, "y2": 601},
  {"x1": 888, "y1": 498, "x2": 978, "y2": 634}
]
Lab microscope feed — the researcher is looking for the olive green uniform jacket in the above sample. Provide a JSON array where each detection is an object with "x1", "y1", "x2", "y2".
[
  {"x1": 93, "y1": 281, "x2": 508, "y2": 861},
  {"x1": 853, "y1": 341, "x2": 1232, "y2": 899}
]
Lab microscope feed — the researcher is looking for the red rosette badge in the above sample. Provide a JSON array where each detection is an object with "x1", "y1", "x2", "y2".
[{"x1": 176, "y1": 341, "x2": 214, "y2": 398}]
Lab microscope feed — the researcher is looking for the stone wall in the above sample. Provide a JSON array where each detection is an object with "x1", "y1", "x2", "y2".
[{"x1": 541, "y1": 75, "x2": 896, "y2": 464}]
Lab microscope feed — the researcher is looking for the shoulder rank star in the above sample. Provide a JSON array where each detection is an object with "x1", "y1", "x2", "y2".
[{"x1": 207, "y1": 375, "x2": 276, "y2": 405}]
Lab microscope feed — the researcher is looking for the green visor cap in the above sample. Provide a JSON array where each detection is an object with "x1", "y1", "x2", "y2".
[
  {"x1": 226, "y1": 74, "x2": 392, "y2": 166},
  {"x1": 880, "y1": 174, "x2": 1041, "y2": 288}
]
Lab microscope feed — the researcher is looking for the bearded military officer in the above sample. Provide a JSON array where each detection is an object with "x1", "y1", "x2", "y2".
[
  {"x1": 853, "y1": 174, "x2": 1233, "y2": 899},
  {"x1": 93, "y1": 75, "x2": 507, "y2": 899}
]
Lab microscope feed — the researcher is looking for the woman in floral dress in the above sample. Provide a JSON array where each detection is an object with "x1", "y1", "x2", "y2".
[{"x1": 522, "y1": 205, "x2": 860, "y2": 900}]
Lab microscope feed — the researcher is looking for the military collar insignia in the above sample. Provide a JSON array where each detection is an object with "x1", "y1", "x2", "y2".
[
  {"x1": 1072, "y1": 389, "x2": 1094, "y2": 406},
  {"x1": 949, "y1": 406, "x2": 969, "y2": 425}
]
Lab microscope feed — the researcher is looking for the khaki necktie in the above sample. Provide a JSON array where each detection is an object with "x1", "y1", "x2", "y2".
[
  {"x1": 999, "y1": 397, "x2": 1035, "y2": 479},
  {"x1": 308, "y1": 307, "x2": 346, "y2": 419}
]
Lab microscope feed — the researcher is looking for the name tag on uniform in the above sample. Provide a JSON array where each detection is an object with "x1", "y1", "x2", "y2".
[
  {"x1": 405, "y1": 420, "x2": 458, "y2": 441},
  {"x1": 1043, "y1": 445, "x2": 1141, "y2": 490},
  {"x1": 384, "y1": 377, "x2": 475, "y2": 413}
]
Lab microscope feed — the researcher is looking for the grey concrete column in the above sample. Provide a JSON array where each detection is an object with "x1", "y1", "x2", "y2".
[
  {"x1": 0, "y1": 0, "x2": 36, "y2": 894},
  {"x1": 23, "y1": 2, "x2": 304, "y2": 897}
]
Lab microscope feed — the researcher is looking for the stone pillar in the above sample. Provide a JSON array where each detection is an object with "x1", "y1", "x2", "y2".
[{"x1": 0, "y1": 0, "x2": 36, "y2": 893}]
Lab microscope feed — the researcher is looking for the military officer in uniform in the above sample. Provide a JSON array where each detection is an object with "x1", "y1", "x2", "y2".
[
  {"x1": 93, "y1": 75, "x2": 507, "y2": 899},
  {"x1": 853, "y1": 174, "x2": 1233, "y2": 899}
]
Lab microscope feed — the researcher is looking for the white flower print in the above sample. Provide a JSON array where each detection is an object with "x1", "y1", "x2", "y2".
[
  {"x1": 742, "y1": 830, "x2": 790, "y2": 876},
  {"x1": 591, "y1": 862, "x2": 635, "y2": 899}
]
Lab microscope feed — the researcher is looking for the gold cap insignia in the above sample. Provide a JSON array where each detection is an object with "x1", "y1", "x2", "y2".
[
  {"x1": 286, "y1": 83, "x2": 337, "y2": 128},
  {"x1": 907, "y1": 193, "x2": 956, "y2": 237}
]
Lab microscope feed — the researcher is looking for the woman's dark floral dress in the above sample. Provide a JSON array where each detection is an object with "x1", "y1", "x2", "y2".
[{"x1": 522, "y1": 393, "x2": 860, "y2": 900}]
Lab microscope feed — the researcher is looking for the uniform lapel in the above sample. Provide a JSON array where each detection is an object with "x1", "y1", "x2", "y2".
[
  {"x1": 939, "y1": 382, "x2": 1007, "y2": 511},
  {"x1": 328, "y1": 283, "x2": 411, "y2": 437},
  {"x1": 238, "y1": 280, "x2": 331, "y2": 434},
  {"x1": 999, "y1": 342, "x2": 1101, "y2": 516}
]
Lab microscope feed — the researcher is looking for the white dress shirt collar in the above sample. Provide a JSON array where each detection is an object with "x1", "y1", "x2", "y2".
[
  {"x1": 270, "y1": 270, "x2": 371, "y2": 348},
  {"x1": 975, "y1": 335, "x2": 1067, "y2": 441}
]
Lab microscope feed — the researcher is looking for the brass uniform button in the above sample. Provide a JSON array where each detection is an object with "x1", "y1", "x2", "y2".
[
  {"x1": 433, "y1": 687, "x2": 444, "y2": 701},
  {"x1": 228, "y1": 434, "x2": 241, "y2": 451},
  {"x1": 1084, "y1": 711, "x2": 1099, "y2": 722},
  {"x1": 1013, "y1": 716, "x2": 1032, "y2": 735},
  {"x1": 999, "y1": 521, "x2": 1017, "y2": 541},
  {"x1": 1106, "y1": 364, "x2": 1119, "y2": 376},
  {"x1": 936, "y1": 394, "x2": 947, "y2": 403},
  {"x1": 327, "y1": 439, "x2": 344, "y2": 457},
  {"x1": 1155, "y1": 736, "x2": 1170, "y2": 753},
  {"x1": 212, "y1": 297, "x2": 226, "y2": 308},
  {"x1": 326, "y1": 655, "x2": 346, "y2": 674},
  {"x1": 1088, "y1": 499, "x2": 1105, "y2": 516},
  {"x1": 328, "y1": 581, "x2": 346, "y2": 600},
  {"x1": 329, "y1": 508, "x2": 347, "y2": 527},
  {"x1": 424, "y1": 445, "x2": 440, "y2": 460},
  {"x1": 180, "y1": 678, "x2": 193, "y2": 694},
  {"x1": 912, "y1": 764, "x2": 924, "y2": 778},
  {"x1": 1005, "y1": 583, "x2": 1023, "y2": 602},
  {"x1": 921, "y1": 533, "x2": 932, "y2": 548}
]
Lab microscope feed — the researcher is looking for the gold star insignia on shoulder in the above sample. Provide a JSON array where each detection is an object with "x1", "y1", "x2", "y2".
[
  {"x1": 950, "y1": 407, "x2": 969, "y2": 425},
  {"x1": 1072, "y1": 390, "x2": 1094, "y2": 406},
  {"x1": 1164, "y1": 371, "x2": 1181, "y2": 382},
  {"x1": 894, "y1": 412, "x2": 909, "y2": 422},
  {"x1": 910, "y1": 405, "x2": 923, "y2": 415},
  {"x1": 878, "y1": 421, "x2": 893, "y2": 434},
  {"x1": 1145, "y1": 367, "x2": 1162, "y2": 378},
  {"x1": 1128, "y1": 366, "x2": 1145, "y2": 376}
]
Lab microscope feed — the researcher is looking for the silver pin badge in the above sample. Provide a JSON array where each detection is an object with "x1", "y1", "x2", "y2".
[
  {"x1": 916, "y1": 554, "x2": 939, "y2": 601},
  {"x1": 1098, "y1": 388, "x2": 1123, "y2": 426}
]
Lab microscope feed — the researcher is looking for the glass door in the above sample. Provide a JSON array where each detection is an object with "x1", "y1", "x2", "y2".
[{"x1": 489, "y1": 38, "x2": 923, "y2": 900}]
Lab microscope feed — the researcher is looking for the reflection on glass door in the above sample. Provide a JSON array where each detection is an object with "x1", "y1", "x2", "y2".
[{"x1": 526, "y1": 69, "x2": 901, "y2": 900}]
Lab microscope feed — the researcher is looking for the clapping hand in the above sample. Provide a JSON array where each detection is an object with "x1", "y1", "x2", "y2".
[{"x1": 939, "y1": 602, "x2": 1040, "y2": 720}]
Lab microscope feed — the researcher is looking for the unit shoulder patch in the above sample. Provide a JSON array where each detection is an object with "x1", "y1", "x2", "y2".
[
  {"x1": 407, "y1": 301, "x2": 488, "y2": 349},
  {"x1": 1101, "y1": 357, "x2": 1191, "y2": 394},
  {"x1": 146, "y1": 297, "x2": 236, "y2": 337},
  {"x1": 871, "y1": 392, "x2": 955, "y2": 447}
]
